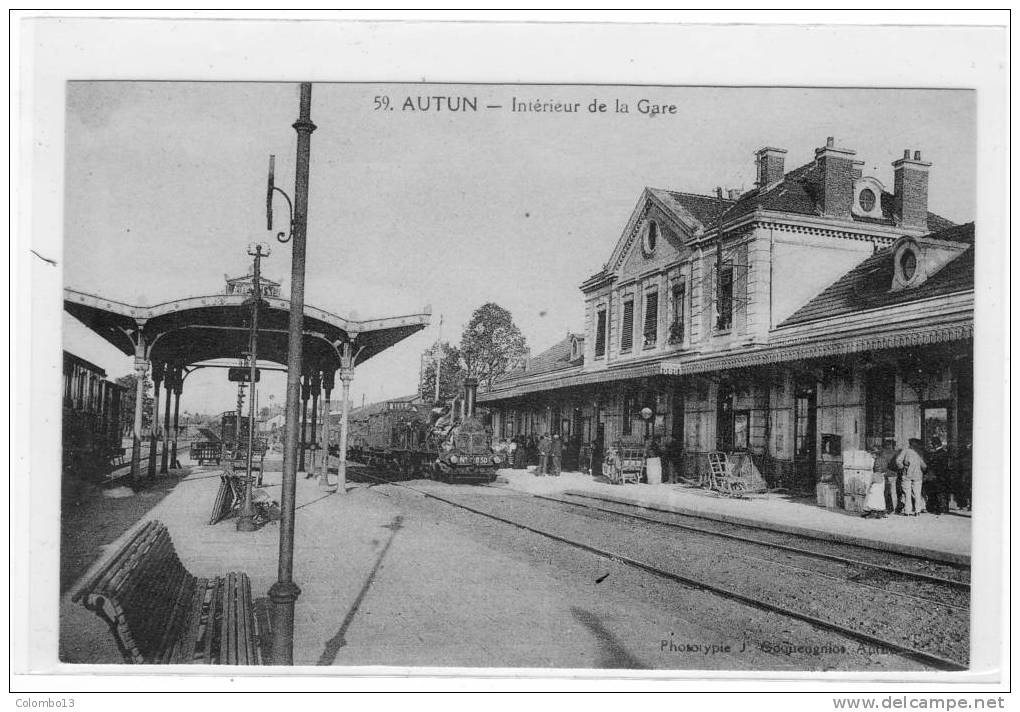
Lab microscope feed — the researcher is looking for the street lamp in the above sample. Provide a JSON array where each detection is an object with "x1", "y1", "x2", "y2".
[{"x1": 266, "y1": 82, "x2": 315, "y2": 666}]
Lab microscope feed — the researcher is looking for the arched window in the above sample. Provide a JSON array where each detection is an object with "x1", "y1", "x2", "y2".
[{"x1": 642, "y1": 220, "x2": 659, "y2": 255}]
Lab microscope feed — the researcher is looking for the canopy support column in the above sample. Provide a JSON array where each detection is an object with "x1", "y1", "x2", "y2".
[
  {"x1": 337, "y1": 370, "x2": 352, "y2": 495},
  {"x1": 170, "y1": 369, "x2": 182, "y2": 469},
  {"x1": 299, "y1": 374, "x2": 310, "y2": 473},
  {"x1": 309, "y1": 372, "x2": 320, "y2": 472},
  {"x1": 130, "y1": 330, "x2": 148, "y2": 486},
  {"x1": 318, "y1": 370, "x2": 334, "y2": 490},
  {"x1": 334, "y1": 340, "x2": 362, "y2": 495},
  {"x1": 160, "y1": 368, "x2": 173, "y2": 474},
  {"x1": 148, "y1": 362, "x2": 164, "y2": 479}
]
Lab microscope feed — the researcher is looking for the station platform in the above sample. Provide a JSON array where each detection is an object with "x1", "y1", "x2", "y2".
[
  {"x1": 65, "y1": 459, "x2": 731, "y2": 670},
  {"x1": 497, "y1": 469, "x2": 972, "y2": 566}
]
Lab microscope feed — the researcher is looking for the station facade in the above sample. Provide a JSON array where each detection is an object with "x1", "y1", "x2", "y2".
[{"x1": 479, "y1": 138, "x2": 974, "y2": 493}]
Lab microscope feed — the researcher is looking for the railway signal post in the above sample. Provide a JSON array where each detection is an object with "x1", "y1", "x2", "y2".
[{"x1": 237, "y1": 242, "x2": 269, "y2": 533}]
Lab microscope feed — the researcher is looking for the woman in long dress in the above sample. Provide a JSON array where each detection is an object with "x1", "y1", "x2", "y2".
[{"x1": 863, "y1": 469, "x2": 888, "y2": 518}]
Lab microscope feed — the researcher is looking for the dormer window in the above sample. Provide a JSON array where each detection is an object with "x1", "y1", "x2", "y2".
[
  {"x1": 890, "y1": 234, "x2": 967, "y2": 292},
  {"x1": 899, "y1": 250, "x2": 917, "y2": 281},
  {"x1": 642, "y1": 220, "x2": 659, "y2": 256},
  {"x1": 858, "y1": 188, "x2": 876, "y2": 213},
  {"x1": 570, "y1": 336, "x2": 584, "y2": 361},
  {"x1": 852, "y1": 176, "x2": 886, "y2": 219}
]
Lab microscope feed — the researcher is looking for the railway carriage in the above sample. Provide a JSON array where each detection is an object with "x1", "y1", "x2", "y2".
[{"x1": 62, "y1": 351, "x2": 128, "y2": 480}]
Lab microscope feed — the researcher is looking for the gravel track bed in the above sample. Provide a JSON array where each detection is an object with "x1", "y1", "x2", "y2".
[
  {"x1": 544, "y1": 494, "x2": 970, "y2": 609},
  {"x1": 557, "y1": 492, "x2": 971, "y2": 585},
  {"x1": 416, "y1": 483, "x2": 970, "y2": 667},
  {"x1": 374, "y1": 483, "x2": 929, "y2": 671}
]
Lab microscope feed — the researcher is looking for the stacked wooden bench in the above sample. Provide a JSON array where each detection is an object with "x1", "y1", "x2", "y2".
[
  {"x1": 227, "y1": 439, "x2": 268, "y2": 481},
  {"x1": 70, "y1": 520, "x2": 262, "y2": 664},
  {"x1": 190, "y1": 441, "x2": 223, "y2": 466}
]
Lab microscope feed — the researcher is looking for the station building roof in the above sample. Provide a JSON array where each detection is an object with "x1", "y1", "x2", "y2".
[{"x1": 779, "y1": 222, "x2": 974, "y2": 328}]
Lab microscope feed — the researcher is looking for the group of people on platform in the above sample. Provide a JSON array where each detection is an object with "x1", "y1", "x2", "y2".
[
  {"x1": 492, "y1": 433, "x2": 571, "y2": 475},
  {"x1": 862, "y1": 436, "x2": 968, "y2": 519},
  {"x1": 490, "y1": 432, "x2": 682, "y2": 482},
  {"x1": 490, "y1": 431, "x2": 969, "y2": 519}
]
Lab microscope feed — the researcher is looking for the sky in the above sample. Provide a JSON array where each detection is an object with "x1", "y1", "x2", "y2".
[{"x1": 62, "y1": 83, "x2": 975, "y2": 416}]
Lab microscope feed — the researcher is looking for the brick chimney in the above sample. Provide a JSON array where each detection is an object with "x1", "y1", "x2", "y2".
[
  {"x1": 892, "y1": 149, "x2": 931, "y2": 231},
  {"x1": 814, "y1": 137, "x2": 860, "y2": 219},
  {"x1": 755, "y1": 146, "x2": 787, "y2": 189}
]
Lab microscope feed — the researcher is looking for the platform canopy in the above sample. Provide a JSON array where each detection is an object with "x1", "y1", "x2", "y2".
[{"x1": 64, "y1": 288, "x2": 431, "y2": 373}]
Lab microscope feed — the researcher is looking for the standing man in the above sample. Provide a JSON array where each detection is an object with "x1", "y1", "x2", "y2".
[
  {"x1": 873, "y1": 438, "x2": 901, "y2": 515},
  {"x1": 645, "y1": 436, "x2": 663, "y2": 484},
  {"x1": 895, "y1": 438, "x2": 928, "y2": 516},
  {"x1": 537, "y1": 434, "x2": 551, "y2": 476},
  {"x1": 590, "y1": 430, "x2": 604, "y2": 480},
  {"x1": 926, "y1": 437, "x2": 950, "y2": 515},
  {"x1": 550, "y1": 434, "x2": 562, "y2": 476}
]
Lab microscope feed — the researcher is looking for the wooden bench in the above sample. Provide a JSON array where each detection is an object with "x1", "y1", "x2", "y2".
[{"x1": 70, "y1": 520, "x2": 262, "y2": 665}]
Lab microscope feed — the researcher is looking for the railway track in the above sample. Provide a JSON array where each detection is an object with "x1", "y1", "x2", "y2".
[
  {"x1": 530, "y1": 491, "x2": 970, "y2": 595},
  {"x1": 554, "y1": 490, "x2": 970, "y2": 582},
  {"x1": 358, "y1": 472, "x2": 969, "y2": 671}
]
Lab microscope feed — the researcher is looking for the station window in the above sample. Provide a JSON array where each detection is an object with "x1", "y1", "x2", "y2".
[
  {"x1": 715, "y1": 264, "x2": 733, "y2": 332},
  {"x1": 670, "y1": 282, "x2": 686, "y2": 344},
  {"x1": 643, "y1": 291, "x2": 659, "y2": 348},
  {"x1": 864, "y1": 366, "x2": 896, "y2": 450},
  {"x1": 622, "y1": 393, "x2": 634, "y2": 435},
  {"x1": 620, "y1": 299, "x2": 634, "y2": 353},
  {"x1": 594, "y1": 309, "x2": 607, "y2": 358}
]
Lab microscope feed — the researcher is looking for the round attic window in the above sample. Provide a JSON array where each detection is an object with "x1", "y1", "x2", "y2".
[
  {"x1": 642, "y1": 220, "x2": 659, "y2": 255},
  {"x1": 900, "y1": 249, "x2": 917, "y2": 281},
  {"x1": 858, "y1": 188, "x2": 876, "y2": 213}
]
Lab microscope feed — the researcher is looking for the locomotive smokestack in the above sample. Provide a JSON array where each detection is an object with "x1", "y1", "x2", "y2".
[{"x1": 463, "y1": 376, "x2": 478, "y2": 418}]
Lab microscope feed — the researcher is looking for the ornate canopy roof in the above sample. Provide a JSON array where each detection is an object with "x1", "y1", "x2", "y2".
[{"x1": 64, "y1": 288, "x2": 431, "y2": 373}]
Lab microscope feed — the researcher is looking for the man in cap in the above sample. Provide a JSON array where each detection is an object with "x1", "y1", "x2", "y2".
[
  {"x1": 873, "y1": 438, "x2": 901, "y2": 515},
  {"x1": 895, "y1": 438, "x2": 928, "y2": 516}
]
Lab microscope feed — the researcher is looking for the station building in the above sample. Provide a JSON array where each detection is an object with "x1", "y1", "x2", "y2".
[{"x1": 478, "y1": 138, "x2": 974, "y2": 493}]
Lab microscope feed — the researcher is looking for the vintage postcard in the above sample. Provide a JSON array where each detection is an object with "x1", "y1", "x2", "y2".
[{"x1": 13, "y1": 13, "x2": 1009, "y2": 698}]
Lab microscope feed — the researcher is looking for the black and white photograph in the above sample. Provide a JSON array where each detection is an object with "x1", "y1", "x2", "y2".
[{"x1": 12, "y1": 13, "x2": 1009, "y2": 700}]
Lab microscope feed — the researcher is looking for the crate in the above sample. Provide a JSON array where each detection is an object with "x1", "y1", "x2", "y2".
[
  {"x1": 843, "y1": 492, "x2": 866, "y2": 513},
  {"x1": 842, "y1": 462, "x2": 873, "y2": 500},
  {"x1": 816, "y1": 482, "x2": 840, "y2": 509}
]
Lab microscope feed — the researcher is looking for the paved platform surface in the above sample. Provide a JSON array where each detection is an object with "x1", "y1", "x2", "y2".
[
  {"x1": 59, "y1": 460, "x2": 931, "y2": 672},
  {"x1": 498, "y1": 469, "x2": 972, "y2": 565}
]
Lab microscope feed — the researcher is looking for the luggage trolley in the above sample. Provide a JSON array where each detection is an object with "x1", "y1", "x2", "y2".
[{"x1": 603, "y1": 442, "x2": 645, "y2": 485}]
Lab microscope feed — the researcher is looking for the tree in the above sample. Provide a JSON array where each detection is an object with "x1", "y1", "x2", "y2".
[
  {"x1": 459, "y1": 302, "x2": 528, "y2": 391},
  {"x1": 115, "y1": 373, "x2": 154, "y2": 436},
  {"x1": 419, "y1": 341, "x2": 466, "y2": 404}
]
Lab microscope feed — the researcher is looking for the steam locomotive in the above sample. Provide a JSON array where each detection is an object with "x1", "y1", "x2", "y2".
[{"x1": 347, "y1": 377, "x2": 502, "y2": 483}]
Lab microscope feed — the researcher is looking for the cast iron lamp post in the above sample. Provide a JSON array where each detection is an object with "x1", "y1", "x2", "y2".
[{"x1": 266, "y1": 82, "x2": 315, "y2": 665}]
